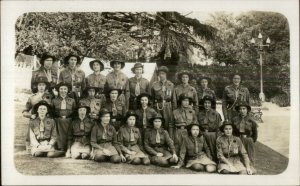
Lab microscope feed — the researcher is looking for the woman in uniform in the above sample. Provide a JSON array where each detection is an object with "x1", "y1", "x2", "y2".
[
  {"x1": 222, "y1": 74, "x2": 250, "y2": 122},
  {"x1": 65, "y1": 102, "x2": 94, "y2": 159},
  {"x1": 197, "y1": 95, "x2": 222, "y2": 161},
  {"x1": 128, "y1": 62, "x2": 151, "y2": 110},
  {"x1": 51, "y1": 82, "x2": 76, "y2": 152},
  {"x1": 117, "y1": 110, "x2": 150, "y2": 165},
  {"x1": 172, "y1": 123, "x2": 216, "y2": 172},
  {"x1": 216, "y1": 121, "x2": 255, "y2": 175},
  {"x1": 29, "y1": 100, "x2": 64, "y2": 157},
  {"x1": 144, "y1": 113, "x2": 178, "y2": 167},
  {"x1": 232, "y1": 101, "x2": 258, "y2": 165},
  {"x1": 197, "y1": 76, "x2": 216, "y2": 100},
  {"x1": 90, "y1": 108, "x2": 126, "y2": 163}
]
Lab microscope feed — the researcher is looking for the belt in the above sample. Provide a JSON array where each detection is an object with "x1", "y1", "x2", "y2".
[
  {"x1": 224, "y1": 154, "x2": 239, "y2": 158},
  {"x1": 239, "y1": 133, "x2": 249, "y2": 138},
  {"x1": 152, "y1": 144, "x2": 164, "y2": 148},
  {"x1": 38, "y1": 138, "x2": 50, "y2": 142},
  {"x1": 176, "y1": 126, "x2": 186, "y2": 129}
]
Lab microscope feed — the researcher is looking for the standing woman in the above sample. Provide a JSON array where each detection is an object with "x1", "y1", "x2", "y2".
[
  {"x1": 144, "y1": 113, "x2": 178, "y2": 167},
  {"x1": 59, "y1": 54, "x2": 86, "y2": 102},
  {"x1": 216, "y1": 121, "x2": 255, "y2": 175},
  {"x1": 105, "y1": 88, "x2": 126, "y2": 131},
  {"x1": 105, "y1": 60, "x2": 130, "y2": 111},
  {"x1": 29, "y1": 100, "x2": 64, "y2": 157},
  {"x1": 151, "y1": 66, "x2": 174, "y2": 140},
  {"x1": 135, "y1": 93, "x2": 157, "y2": 137},
  {"x1": 198, "y1": 95, "x2": 222, "y2": 161},
  {"x1": 117, "y1": 110, "x2": 150, "y2": 165},
  {"x1": 172, "y1": 123, "x2": 216, "y2": 172},
  {"x1": 222, "y1": 74, "x2": 250, "y2": 122},
  {"x1": 197, "y1": 76, "x2": 216, "y2": 100},
  {"x1": 173, "y1": 71, "x2": 198, "y2": 111},
  {"x1": 85, "y1": 59, "x2": 106, "y2": 100},
  {"x1": 66, "y1": 102, "x2": 94, "y2": 159},
  {"x1": 90, "y1": 108, "x2": 126, "y2": 163},
  {"x1": 128, "y1": 62, "x2": 151, "y2": 110},
  {"x1": 52, "y1": 82, "x2": 76, "y2": 152},
  {"x1": 232, "y1": 101, "x2": 258, "y2": 165}
]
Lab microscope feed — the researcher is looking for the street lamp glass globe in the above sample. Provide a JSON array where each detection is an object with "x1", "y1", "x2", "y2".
[
  {"x1": 258, "y1": 33, "x2": 262, "y2": 39},
  {"x1": 266, "y1": 37, "x2": 271, "y2": 44}
]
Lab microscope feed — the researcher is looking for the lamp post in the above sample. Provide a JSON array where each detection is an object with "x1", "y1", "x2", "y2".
[{"x1": 251, "y1": 32, "x2": 271, "y2": 102}]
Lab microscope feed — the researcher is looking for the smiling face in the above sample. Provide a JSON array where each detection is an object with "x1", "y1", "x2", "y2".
[
  {"x1": 109, "y1": 90, "x2": 119, "y2": 101},
  {"x1": 239, "y1": 106, "x2": 248, "y2": 117},
  {"x1": 204, "y1": 100, "x2": 212, "y2": 110},
  {"x1": 232, "y1": 75, "x2": 241, "y2": 86},
  {"x1": 37, "y1": 105, "x2": 48, "y2": 118},
  {"x1": 113, "y1": 62, "x2": 122, "y2": 71},
  {"x1": 78, "y1": 107, "x2": 87, "y2": 118},
  {"x1": 37, "y1": 82, "x2": 47, "y2": 93},
  {"x1": 181, "y1": 98, "x2": 190, "y2": 108},
  {"x1": 134, "y1": 67, "x2": 143, "y2": 76},
  {"x1": 92, "y1": 62, "x2": 101, "y2": 72},
  {"x1": 43, "y1": 58, "x2": 53, "y2": 70},
  {"x1": 200, "y1": 79, "x2": 208, "y2": 88},
  {"x1": 224, "y1": 125, "x2": 233, "y2": 136},
  {"x1": 153, "y1": 119, "x2": 162, "y2": 129},
  {"x1": 127, "y1": 116, "x2": 136, "y2": 127},
  {"x1": 181, "y1": 74, "x2": 189, "y2": 84},
  {"x1": 191, "y1": 125, "x2": 200, "y2": 137},
  {"x1": 68, "y1": 56, "x2": 77, "y2": 69},
  {"x1": 140, "y1": 96, "x2": 149, "y2": 107},
  {"x1": 158, "y1": 71, "x2": 167, "y2": 81},
  {"x1": 101, "y1": 113, "x2": 111, "y2": 125},
  {"x1": 59, "y1": 86, "x2": 68, "y2": 97}
]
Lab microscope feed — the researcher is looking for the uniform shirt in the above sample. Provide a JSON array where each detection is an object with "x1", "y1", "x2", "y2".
[
  {"x1": 59, "y1": 67, "x2": 86, "y2": 96},
  {"x1": 86, "y1": 73, "x2": 106, "y2": 90},
  {"x1": 232, "y1": 115, "x2": 258, "y2": 142},
  {"x1": 198, "y1": 87, "x2": 216, "y2": 100},
  {"x1": 198, "y1": 109, "x2": 222, "y2": 132},
  {"x1": 79, "y1": 98, "x2": 104, "y2": 116},
  {"x1": 23, "y1": 92, "x2": 53, "y2": 117},
  {"x1": 105, "y1": 99, "x2": 126, "y2": 121},
  {"x1": 144, "y1": 128, "x2": 176, "y2": 155},
  {"x1": 135, "y1": 107, "x2": 158, "y2": 129},
  {"x1": 151, "y1": 80, "x2": 174, "y2": 103},
  {"x1": 117, "y1": 126, "x2": 144, "y2": 152},
  {"x1": 216, "y1": 135, "x2": 250, "y2": 166},
  {"x1": 173, "y1": 84, "x2": 198, "y2": 110},
  {"x1": 52, "y1": 96, "x2": 76, "y2": 118},
  {"x1": 128, "y1": 77, "x2": 150, "y2": 97},
  {"x1": 68, "y1": 117, "x2": 94, "y2": 146},
  {"x1": 31, "y1": 66, "x2": 58, "y2": 91},
  {"x1": 178, "y1": 135, "x2": 211, "y2": 166},
  {"x1": 173, "y1": 107, "x2": 198, "y2": 128},
  {"x1": 29, "y1": 117, "x2": 57, "y2": 145},
  {"x1": 90, "y1": 123, "x2": 121, "y2": 154}
]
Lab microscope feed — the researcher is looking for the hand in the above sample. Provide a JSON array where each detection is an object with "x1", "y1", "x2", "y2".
[
  {"x1": 172, "y1": 154, "x2": 179, "y2": 162},
  {"x1": 128, "y1": 150, "x2": 137, "y2": 155},
  {"x1": 171, "y1": 165, "x2": 181, "y2": 169},
  {"x1": 103, "y1": 149, "x2": 111, "y2": 156},
  {"x1": 156, "y1": 153, "x2": 163, "y2": 157},
  {"x1": 52, "y1": 88, "x2": 58, "y2": 96},
  {"x1": 246, "y1": 168, "x2": 253, "y2": 175},
  {"x1": 120, "y1": 154, "x2": 126, "y2": 162},
  {"x1": 111, "y1": 119, "x2": 116, "y2": 122},
  {"x1": 65, "y1": 150, "x2": 71, "y2": 158},
  {"x1": 228, "y1": 164, "x2": 237, "y2": 172},
  {"x1": 31, "y1": 114, "x2": 37, "y2": 119}
]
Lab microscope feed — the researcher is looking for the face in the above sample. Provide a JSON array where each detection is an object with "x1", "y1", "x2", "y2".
[
  {"x1": 101, "y1": 113, "x2": 111, "y2": 124},
  {"x1": 110, "y1": 90, "x2": 119, "y2": 101},
  {"x1": 204, "y1": 100, "x2": 212, "y2": 110},
  {"x1": 68, "y1": 56, "x2": 77, "y2": 69},
  {"x1": 134, "y1": 67, "x2": 143, "y2": 76},
  {"x1": 127, "y1": 116, "x2": 136, "y2": 127},
  {"x1": 239, "y1": 106, "x2": 248, "y2": 117},
  {"x1": 159, "y1": 71, "x2": 167, "y2": 81},
  {"x1": 78, "y1": 108, "x2": 87, "y2": 118},
  {"x1": 224, "y1": 125, "x2": 233, "y2": 136},
  {"x1": 140, "y1": 96, "x2": 149, "y2": 107},
  {"x1": 88, "y1": 88, "x2": 96, "y2": 97},
  {"x1": 43, "y1": 58, "x2": 53, "y2": 69},
  {"x1": 153, "y1": 119, "x2": 162, "y2": 129},
  {"x1": 37, "y1": 82, "x2": 46, "y2": 92},
  {"x1": 59, "y1": 86, "x2": 68, "y2": 97},
  {"x1": 232, "y1": 75, "x2": 241, "y2": 86},
  {"x1": 37, "y1": 105, "x2": 48, "y2": 118},
  {"x1": 191, "y1": 125, "x2": 200, "y2": 137},
  {"x1": 113, "y1": 62, "x2": 122, "y2": 71},
  {"x1": 181, "y1": 98, "x2": 190, "y2": 108},
  {"x1": 201, "y1": 79, "x2": 208, "y2": 88},
  {"x1": 92, "y1": 62, "x2": 101, "y2": 72},
  {"x1": 181, "y1": 74, "x2": 189, "y2": 84}
]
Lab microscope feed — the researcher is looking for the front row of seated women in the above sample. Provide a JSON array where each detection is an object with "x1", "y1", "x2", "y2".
[{"x1": 29, "y1": 99, "x2": 255, "y2": 174}]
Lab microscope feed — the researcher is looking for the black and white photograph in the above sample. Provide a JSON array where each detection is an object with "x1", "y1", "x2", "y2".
[{"x1": 1, "y1": 0, "x2": 299, "y2": 185}]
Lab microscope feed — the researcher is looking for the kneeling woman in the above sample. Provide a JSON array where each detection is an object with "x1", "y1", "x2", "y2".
[
  {"x1": 117, "y1": 110, "x2": 150, "y2": 165},
  {"x1": 66, "y1": 103, "x2": 94, "y2": 159},
  {"x1": 144, "y1": 113, "x2": 178, "y2": 167},
  {"x1": 90, "y1": 108, "x2": 126, "y2": 163},
  {"x1": 29, "y1": 100, "x2": 64, "y2": 157},
  {"x1": 172, "y1": 123, "x2": 216, "y2": 172},
  {"x1": 216, "y1": 121, "x2": 255, "y2": 175}
]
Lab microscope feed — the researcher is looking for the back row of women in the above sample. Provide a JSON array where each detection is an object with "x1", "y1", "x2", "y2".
[{"x1": 23, "y1": 53, "x2": 258, "y2": 175}]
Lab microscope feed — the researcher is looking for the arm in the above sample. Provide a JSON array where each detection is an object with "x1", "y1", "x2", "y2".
[
  {"x1": 144, "y1": 131, "x2": 158, "y2": 156},
  {"x1": 112, "y1": 128, "x2": 123, "y2": 155},
  {"x1": 222, "y1": 88, "x2": 228, "y2": 121},
  {"x1": 251, "y1": 119, "x2": 258, "y2": 142},
  {"x1": 216, "y1": 137, "x2": 231, "y2": 165},
  {"x1": 124, "y1": 79, "x2": 130, "y2": 112},
  {"x1": 29, "y1": 127, "x2": 40, "y2": 147},
  {"x1": 67, "y1": 121, "x2": 74, "y2": 150},
  {"x1": 22, "y1": 97, "x2": 33, "y2": 118},
  {"x1": 117, "y1": 129, "x2": 130, "y2": 154},
  {"x1": 238, "y1": 139, "x2": 251, "y2": 169},
  {"x1": 49, "y1": 120, "x2": 57, "y2": 146},
  {"x1": 172, "y1": 88, "x2": 178, "y2": 109},
  {"x1": 164, "y1": 130, "x2": 176, "y2": 154},
  {"x1": 177, "y1": 138, "x2": 187, "y2": 167},
  {"x1": 90, "y1": 125, "x2": 104, "y2": 150},
  {"x1": 193, "y1": 90, "x2": 199, "y2": 112},
  {"x1": 203, "y1": 137, "x2": 212, "y2": 160}
]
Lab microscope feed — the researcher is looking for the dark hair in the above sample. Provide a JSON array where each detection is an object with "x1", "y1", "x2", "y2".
[{"x1": 187, "y1": 124, "x2": 203, "y2": 137}]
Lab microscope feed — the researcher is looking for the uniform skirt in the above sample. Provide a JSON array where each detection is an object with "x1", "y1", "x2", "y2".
[
  {"x1": 55, "y1": 118, "x2": 71, "y2": 151},
  {"x1": 150, "y1": 147, "x2": 173, "y2": 160},
  {"x1": 91, "y1": 142, "x2": 119, "y2": 158},
  {"x1": 174, "y1": 128, "x2": 188, "y2": 153},
  {"x1": 217, "y1": 156, "x2": 246, "y2": 173},
  {"x1": 70, "y1": 142, "x2": 91, "y2": 155},
  {"x1": 203, "y1": 132, "x2": 217, "y2": 161},
  {"x1": 30, "y1": 140, "x2": 55, "y2": 156},
  {"x1": 124, "y1": 145, "x2": 148, "y2": 163},
  {"x1": 186, "y1": 154, "x2": 216, "y2": 168}
]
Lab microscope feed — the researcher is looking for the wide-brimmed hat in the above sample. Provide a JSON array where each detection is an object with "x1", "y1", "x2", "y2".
[
  {"x1": 32, "y1": 76, "x2": 50, "y2": 93},
  {"x1": 199, "y1": 95, "x2": 216, "y2": 108},
  {"x1": 75, "y1": 102, "x2": 91, "y2": 113},
  {"x1": 199, "y1": 76, "x2": 211, "y2": 84},
  {"x1": 106, "y1": 87, "x2": 123, "y2": 98},
  {"x1": 219, "y1": 120, "x2": 237, "y2": 133},
  {"x1": 32, "y1": 100, "x2": 52, "y2": 115},
  {"x1": 40, "y1": 53, "x2": 56, "y2": 66},
  {"x1": 177, "y1": 94, "x2": 193, "y2": 106},
  {"x1": 137, "y1": 93, "x2": 152, "y2": 102},
  {"x1": 149, "y1": 113, "x2": 165, "y2": 126},
  {"x1": 186, "y1": 123, "x2": 204, "y2": 135},
  {"x1": 89, "y1": 59, "x2": 104, "y2": 71},
  {"x1": 131, "y1": 62, "x2": 144, "y2": 73},
  {"x1": 83, "y1": 86, "x2": 102, "y2": 96},
  {"x1": 157, "y1": 66, "x2": 169, "y2": 74},
  {"x1": 64, "y1": 54, "x2": 81, "y2": 65},
  {"x1": 99, "y1": 108, "x2": 112, "y2": 118},
  {"x1": 177, "y1": 71, "x2": 193, "y2": 80},
  {"x1": 124, "y1": 110, "x2": 139, "y2": 122},
  {"x1": 110, "y1": 60, "x2": 125, "y2": 69},
  {"x1": 56, "y1": 82, "x2": 72, "y2": 93},
  {"x1": 235, "y1": 101, "x2": 251, "y2": 112}
]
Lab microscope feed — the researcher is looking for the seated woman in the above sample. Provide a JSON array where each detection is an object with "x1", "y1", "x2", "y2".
[
  {"x1": 90, "y1": 108, "x2": 126, "y2": 163},
  {"x1": 66, "y1": 102, "x2": 94, "y2": 159},
  {"x1": 232, "y1": 101, "x2": 258, "y2": 166},
  {"x1": 216, "y1": 121, "x2": 255, "y2": 175},
  {"x1": 172, "y1": 123, "x2": 216, "y2": 172},
  {"x1": 117, "y1": 110, "x2": 150, "y2": 165},
  {"x1": 29, "y1": 100, "x2": 64, "y2": 157},
  {"x1": 144, "y1": 113, "x2": 178, "y2": 167},
  {"x1": 198, "y1": 95, "x2": 222, "y2": 161}
]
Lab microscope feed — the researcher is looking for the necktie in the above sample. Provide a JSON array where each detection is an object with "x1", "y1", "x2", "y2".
[
  {"x1": 194, "y1": 137, "x2": 199, "y2": 154},
  {"x1": 47, "y1": 70, "x2": 52, "y2": 82},
  {"x1": 130, "y1": 129, "x2": 135, "y2": 142},
  {"x1": 115, "y1": 73, "x2": 119, "y2": 87},
  {"x1": 103, "y1": 127, "x2": 107, "y2": 139},
  {"x1": 61, "y1": 98, "x2": 67, "y2": 109},
  {"x1": 184, "y1": 109, "x2": 188, "y2": 122},
  {"x1": 143, "y1": 109, "x2": 147, "y2": 128},
  {"x1": 204, "y1": 111, "x2": 208, "y2": 124},
  {"x1": 80, "y1": 120, "x2": 85, "y2": 131},
  {"x1": 156, "y1": 130, "x2": 161, "y2": 143},
  {"x1": 135, "y1": 82, "x2": 140, "y2": 96},
  {"x1": 71, "y1": 73, "x2": 75, "y2": 91},
  {"x1": 112, "y1": 102, "x2": 117, "y2": 116},
  {"x1": 40, "y1": 120, "x2": 45, "y2": 139}
]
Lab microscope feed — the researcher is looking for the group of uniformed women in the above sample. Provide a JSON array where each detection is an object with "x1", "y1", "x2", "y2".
[{"x1": 23, "y1": 53, "x2": 258, "y2": 175}]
